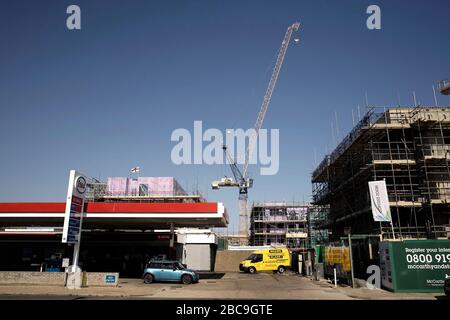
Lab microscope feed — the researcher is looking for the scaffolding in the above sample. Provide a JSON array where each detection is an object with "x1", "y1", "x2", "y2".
[
  {"x1": 249, "y1": 201, "x2": 311, "y2": 249},
  {"x1": 312, "y1": 106, "x2": 450, "y2": 241},
  {"x1": 85, "y1": 180, "x2": 205, "y2": 203},
  {"x1": 308, "y1": 205, "x2": 329, "y2": 246}
]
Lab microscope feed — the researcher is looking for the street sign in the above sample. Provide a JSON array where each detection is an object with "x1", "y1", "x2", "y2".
[
  {"x1": 105, "y1": 275, "x2": 116, "y2": 284},
  {"x1": 62, "y1": 170, "x2": 87, "y2": 244},
  {"x1": 62, "y1": 258, "x2": 70, "y2": 268}
]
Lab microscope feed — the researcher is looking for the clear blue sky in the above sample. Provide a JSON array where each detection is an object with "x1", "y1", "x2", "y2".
[{"x1": 0, "y1": 0, "x2": 449, "y2": 233}]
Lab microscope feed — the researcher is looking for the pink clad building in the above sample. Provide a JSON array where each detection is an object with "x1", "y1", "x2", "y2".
[{"x1": 106, "y1": 177, "x2": 187, "y2": 197}]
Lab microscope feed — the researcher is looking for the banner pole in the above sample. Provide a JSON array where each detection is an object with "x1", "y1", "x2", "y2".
[
  {"x1": 391, "y1": 221, "x2": 396, "y2": 240},
  {"x1": 379, "y1": 222, "x2": 383, "y2": 241},
  {"x1": 348, "y1": 234, "x2": 355, "y2": 288}
]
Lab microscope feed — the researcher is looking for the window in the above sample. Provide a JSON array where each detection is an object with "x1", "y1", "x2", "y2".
[
  {"x1": 139, "y1": 184, "x2": 149, "y2": 196},
  {"x1": 247, "y1": 254, "x2": 263, "y2": 263},
  {"x1": 161, "y1": 263, "x2": 173, "y2": 270},
  {"x1": 149, "y1": 262, "x2": 161, "y2": 269}
]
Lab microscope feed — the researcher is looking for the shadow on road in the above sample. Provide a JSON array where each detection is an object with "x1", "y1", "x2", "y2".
[{"x1": 198, "y1": 272, "x2": 225, "y2": 280}]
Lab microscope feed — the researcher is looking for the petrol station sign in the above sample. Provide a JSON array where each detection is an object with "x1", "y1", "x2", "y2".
[{"x1": 62, "y1": 170, "x2": 87, "y2": 244}]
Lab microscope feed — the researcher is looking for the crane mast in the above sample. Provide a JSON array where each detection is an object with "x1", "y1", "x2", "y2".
[{"x1": 212, "y1": 22, "x2": 300, "y2": 245}]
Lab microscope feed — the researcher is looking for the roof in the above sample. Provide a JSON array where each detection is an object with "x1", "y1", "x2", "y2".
[{"x1": 0, "y1": 202, "x2": 228, "y2": 229}]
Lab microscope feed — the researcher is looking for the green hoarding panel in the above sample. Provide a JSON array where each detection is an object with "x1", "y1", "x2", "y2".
[
  {"x1": 315, "y1": 245, "x2": 322, "y2": 263},
  {"x1": 217, "y1": 238, "x2": 228, "y2": 251},
  {"x1": 380, "y1": 240, "x2": 450, "y2": 292}
]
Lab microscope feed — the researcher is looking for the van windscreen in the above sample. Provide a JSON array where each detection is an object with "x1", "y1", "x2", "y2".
[{"x1": 247, "y1": 254, "x2": 263, "y2": 262}]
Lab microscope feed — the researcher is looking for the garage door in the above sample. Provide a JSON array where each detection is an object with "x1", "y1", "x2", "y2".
[{"x1": 185, "y1": 244, "x2": 210, "y2": 271}]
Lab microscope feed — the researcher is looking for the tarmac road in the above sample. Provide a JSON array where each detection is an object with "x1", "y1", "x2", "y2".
[{"x1": 0, "y1": 272, "x2": 442, "y2": 300}]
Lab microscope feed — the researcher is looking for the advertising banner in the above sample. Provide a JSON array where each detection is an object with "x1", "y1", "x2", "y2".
[
  {"x1": 368, "y1": 180, "x2": 392, "y2": 222},
  {"x1": 324, "y1": 246, "x2": 351, "y2": 272},
  {"x1": 323, "y1": 246, "x2": 352, "y2": 286},
  {"x1": 62, "y1": 170, "x2": 87, "y2": 244},
  {"x1": 380, "y1": 240, "x2": 450, "y2": 292}
]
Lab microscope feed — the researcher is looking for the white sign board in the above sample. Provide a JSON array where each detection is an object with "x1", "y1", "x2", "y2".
[
  {"x1": 368, "y1": 180, "x2": 392, "y2": 222},
  {"x1": 62, "y1": 170, "x2": 87, "y2": 243},
  {"x1": 62, "y1": 258, "x2": 70, "y2": 268}
]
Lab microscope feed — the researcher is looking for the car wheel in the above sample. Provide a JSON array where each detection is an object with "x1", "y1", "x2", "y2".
[
  {"x1": 277, "y1": 266, "x2": 286, "y2": 274},
  {"x1": 181, "y1": 274, "x2": 193, "y2": 285},
  {"x1": 143, "y1": 273, "x2": 154, "y2": 284},
  {"x1": 248, "y1": 267, "x2": 256, "y2": 274}
]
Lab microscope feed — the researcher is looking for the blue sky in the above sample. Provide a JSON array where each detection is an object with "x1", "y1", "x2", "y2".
[{"x1": 0, "y1": 0, "x2": 449, "y2": 233}]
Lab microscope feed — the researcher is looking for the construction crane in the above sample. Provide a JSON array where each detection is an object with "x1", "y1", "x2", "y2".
[
  {"x1": 438, "y1": 79, "x2": 450, "y2": 95},
  {"x1": 212, "y1": 22, "x2": 300, "y2": 245}
]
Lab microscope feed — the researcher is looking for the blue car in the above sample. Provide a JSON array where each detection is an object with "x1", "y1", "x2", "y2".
[{"x1": 143, "y1": 260, "x2": 199, "y2": 285}]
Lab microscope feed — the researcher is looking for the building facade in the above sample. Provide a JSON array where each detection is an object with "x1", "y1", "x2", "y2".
[
  {"x1": 249, "y1": 202, "x2": 311, "y2": 249},
  {"x1": 312, "y1": 107, "x2": 450, "y2": 241},
  {"x1": 0, "y1": 176, "x2": 228, "y2": 277}
]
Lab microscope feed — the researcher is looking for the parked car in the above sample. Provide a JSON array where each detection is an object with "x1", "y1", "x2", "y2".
[
  {"x1": 143, "y1": 260, "x2": 199, "y2": 285},
  {"x1": 445, "y1": 276, "x2": 450, "y2": 296}
]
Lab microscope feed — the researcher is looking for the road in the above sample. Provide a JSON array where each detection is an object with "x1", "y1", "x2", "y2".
[{"x1": 0, "y1": 272, "x2": 444, "y2": 300}]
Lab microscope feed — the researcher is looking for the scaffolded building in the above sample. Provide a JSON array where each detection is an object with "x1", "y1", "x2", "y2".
[
  {"x1": 86, "y1": 177, "x2": 205, "y2": 203},
  {"x1": 249, "y1": 202, "x2": 311, "y2": 249},
  {"x1": 308, "y1": 205, "x2": 329, "y2": 246},
  {"x1": 312, "y1": 106, "x2": 450, "y2": 241}
]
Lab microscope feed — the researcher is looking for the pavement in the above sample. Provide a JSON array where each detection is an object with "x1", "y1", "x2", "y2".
[{"x1": 0, "y1": 272, "x2": 446, "y2": 300}]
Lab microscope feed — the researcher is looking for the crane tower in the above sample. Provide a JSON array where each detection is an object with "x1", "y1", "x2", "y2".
[{"x1": 212, "y1": 22, "x2": 300, "y2": 245}]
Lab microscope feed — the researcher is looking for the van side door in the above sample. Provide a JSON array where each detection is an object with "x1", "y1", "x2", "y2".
[{"x1": 252, "y1": 254, "x2": 264, "y2": 269}]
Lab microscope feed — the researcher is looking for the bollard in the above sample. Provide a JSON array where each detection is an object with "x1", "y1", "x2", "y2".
[
  {"x1": 334, "y1": 268, "x2": 337, "y2": 287},
  {"x1": 82, "y1": 271, "x2": 88, "y2": 287}
]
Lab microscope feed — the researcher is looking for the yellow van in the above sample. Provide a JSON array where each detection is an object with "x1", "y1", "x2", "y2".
[{"x1": 239, "y1": 248, "x2": 291, "y2": 274}]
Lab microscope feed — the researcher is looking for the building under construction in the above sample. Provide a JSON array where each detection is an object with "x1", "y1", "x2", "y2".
[
  {"x1": 86, "y1": 177, "x2": 205, "y2": 203},
  {"x1": 312, "y1": 106, "x2": 450, "y2": 241},
  {"x1": 249, "y1": 202, "x2": 311, "y2": 249}
]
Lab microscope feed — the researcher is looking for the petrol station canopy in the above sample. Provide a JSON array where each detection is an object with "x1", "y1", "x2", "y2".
[{"x1": 0, "y1": 202, "x2": 229, "y2": 231}]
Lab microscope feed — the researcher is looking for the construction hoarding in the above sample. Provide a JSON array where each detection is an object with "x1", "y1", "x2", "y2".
[
  {"x1": 323, "y1": 246, "x2": 352, "y2": 285},
  {"x1": 380, "y1": 240, "x2": 450, "y2": 292},
  {"x1": 107, "y1": 177, "x2": 187, "y2": 197}
]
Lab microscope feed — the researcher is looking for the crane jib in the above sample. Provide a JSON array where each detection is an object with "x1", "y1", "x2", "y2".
[
  {"x1": 212, "y1": 22, "x2": 300, "y2": 242},
  {"x1": 243, "y1": 22, "x2": 300, "y2": 178}
]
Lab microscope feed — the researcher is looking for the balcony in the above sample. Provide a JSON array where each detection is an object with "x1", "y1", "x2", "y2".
[{"x1": 423, "y1": 144, "x2": 450, "y2": 160}]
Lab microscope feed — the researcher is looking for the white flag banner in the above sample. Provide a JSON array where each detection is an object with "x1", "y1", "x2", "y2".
[
  {"x1": 368, "y1": 180, "x2": 392, "y2": 222},
  {"x1": 131, "y1": 166, "x2": 140, "y2": 173}
]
